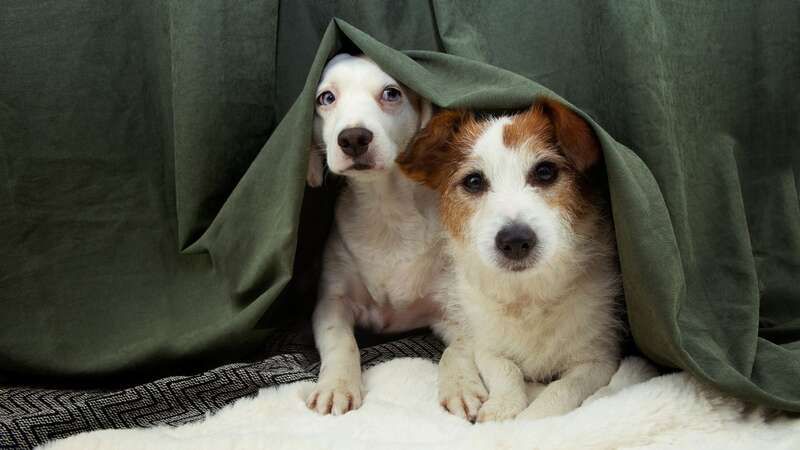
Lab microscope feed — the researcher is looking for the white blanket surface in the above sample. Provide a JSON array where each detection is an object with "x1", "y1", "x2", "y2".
[{"x1": 45, "y1": 357, "x2": 800, "y2": 450}]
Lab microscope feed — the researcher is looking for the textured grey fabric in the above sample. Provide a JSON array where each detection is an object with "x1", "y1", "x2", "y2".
[{"x1": 0, "y1": 333, "x2": 444, "y2": 449}]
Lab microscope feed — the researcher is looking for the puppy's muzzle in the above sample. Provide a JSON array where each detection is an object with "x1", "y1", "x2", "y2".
[
  {"x1": 338, "y1": 127, "x2": 373, "y2": 158},
  {"x1": 495, "y1": 223, "x2": 537, "y2": 262}
]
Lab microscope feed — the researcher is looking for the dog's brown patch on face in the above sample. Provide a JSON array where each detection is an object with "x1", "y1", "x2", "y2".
[
  {"x1": 398, "y1": 110, "x2": 472, "y2": 189},
  {"x1": 535, "y1": 160, "x2": 591, "y2": 225},
  {"x1": 440, "y1": 183, "x2": 475, "y2": 242},
  {"x1": 502, "y1": 107, "x2": 554, "y2": 150},
  {"x1": 502, "y1": 99, "x2": 603, "y2": 225},
  {"x1": 398, "y1": 111, "x2": 490, "y2": 242},
  {"x1": 399, "y1": 98, "x2": 602, "y2": 243},
  {"x1": 438, "y1": 120, "x2": 490, "y2": 242}
]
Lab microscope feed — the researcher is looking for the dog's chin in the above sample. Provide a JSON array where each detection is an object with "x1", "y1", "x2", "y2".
[
  {"x1": 350, "y1": 163, "x2": 374, "y2": 171},
  {"x1": 344, "y1": 159, "x2": 393, "y2": 176},
  {"x1": 496, "y1": 261, "x2": 535, "y2": 273},
  {"x1": 330, "y1": 159, "x2": 383, "y2": 175},
  {"x1": 490, "y1": 254, "x2": 540, "y2": 274}
]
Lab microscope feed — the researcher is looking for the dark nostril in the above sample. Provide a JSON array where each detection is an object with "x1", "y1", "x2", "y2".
[
  {"x1": 495, "y1": 224, "x2": 537, "y2": 261},
  {"x1": 337, "y1": 127, "x2": 373, "y2": 157}
]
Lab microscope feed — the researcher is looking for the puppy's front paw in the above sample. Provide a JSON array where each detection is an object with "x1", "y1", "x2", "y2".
[
  {"x1": 439, "y1": 374, "x2": 488, "y2": 422},
  {"x1": 476, "y1": 395, "x2": 527, "y2": 423},
  {"x1": 306, "y1": 378, "x2": 362, "y2": 415}
]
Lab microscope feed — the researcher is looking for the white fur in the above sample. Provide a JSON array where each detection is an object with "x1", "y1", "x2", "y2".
[
  {"x1": 44, "y1": 357, "x2": 800, "y2": 450},
  {"x1": 442, "y1": 117, "x2": 621, "y2": 422},
  {"x1": 466, "y1": 117, "x2": 565, "y2": 270},
  {"x1": 306, "y1": 55, "x2": 484, "y2": 418}
]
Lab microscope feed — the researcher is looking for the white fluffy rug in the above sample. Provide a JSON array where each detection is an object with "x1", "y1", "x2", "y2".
[{"x1": 44, "y1": 357, "x2": 800, "y2": 450}]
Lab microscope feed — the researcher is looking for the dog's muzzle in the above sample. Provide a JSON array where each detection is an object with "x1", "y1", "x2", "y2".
[
  {"x1": 495, "y1": 223, "x2": 538, "y2": 267},
  {"x1": 338, "y1": 127, "x2": 373, "y2": 158}
]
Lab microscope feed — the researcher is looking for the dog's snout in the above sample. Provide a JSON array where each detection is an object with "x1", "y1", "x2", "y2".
[
  {"x1": 495, "y1": 223, "x2": 537, "y2": 261},
  {"x1": 338, "y1": 127, "x2": 373, "y2": 157}
]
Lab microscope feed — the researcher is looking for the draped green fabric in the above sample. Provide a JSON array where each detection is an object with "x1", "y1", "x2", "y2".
[{"x1": 1, "y1": 1, "x2": 798, "y2": 411}]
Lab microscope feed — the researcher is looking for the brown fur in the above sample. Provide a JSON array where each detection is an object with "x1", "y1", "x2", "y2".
[
  {"x1": 397, "y1": 110, "x2": 485, "y2": 241},
  {"x1": 397, "y1": 97, "x2": 602, "y2": 239},
  {"x1": 502, "y1": 107, "x2": 552, "y2": 150},
  {"x1": 536, "y1": 98, "x2": 601, "y2": 172},
  {"x1": 508, "y1": 99, "x2": 602, "y2": 225},
  {"x1": 440, "y1": 183, "x2": 475, "y2": 242},
  {"x1": 397, "y1": 109, "x2": 475, "y2": 190}
]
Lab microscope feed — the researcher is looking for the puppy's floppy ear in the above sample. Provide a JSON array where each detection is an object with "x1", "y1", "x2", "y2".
[
  {"x1": 306, "y1": 148, "x2": 324, "y2": 187},
  {"x1": 536, "y1": 97, "x2": 601, "y2": 172},
  {"x1": 306, "y1": 117, "x2": 325, "y2": 187},
  {"x1": 397, "y1": 109, "x2": 472, "y2": 190}
]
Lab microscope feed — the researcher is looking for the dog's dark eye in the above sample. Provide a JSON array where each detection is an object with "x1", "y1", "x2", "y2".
[
  {"x1": 531, "y1": 162, "x2": 558, "y2": 184},
  {"x1": 381, "y1": 87, "x2": 402, "y2": 102},
  {"x1": 316, "y1": 91, "x2": 335, "y2": 106},
  {"x1": 462, "y1": 172, "x2": 487, "y2": 194}
]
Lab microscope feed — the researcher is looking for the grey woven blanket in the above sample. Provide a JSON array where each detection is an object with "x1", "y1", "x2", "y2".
[{"x1": 0, "y1": 333, "x2": 443, "y2": 449}]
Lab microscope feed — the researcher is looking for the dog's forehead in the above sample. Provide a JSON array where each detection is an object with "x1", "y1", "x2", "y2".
[
  {"x1": 467, "y1": 113, "x2": 554, "y2": 168},
  {"x1": 318, "y1": 54, "x2": 396, "y2": 93},
  {"x1": 470, "y1": 118, "x2": 535, "y2": 165}
]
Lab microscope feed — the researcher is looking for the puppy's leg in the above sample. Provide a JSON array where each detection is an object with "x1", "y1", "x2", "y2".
[
  {"x1": 517, "y1": 360, "x2": 617, "y2": 421},
  {"x1": 437, "y1": 338, "x2": 488, "y2": 422},
  {"x1": 307, "y1": 295, "x2": 362, "y2": 415},
  {"x1": 432, "y1": 315, "x2": 487, "y2": 422},
  {"x1": 475, "y1": 351, "x2": 528, "y2": 422}
]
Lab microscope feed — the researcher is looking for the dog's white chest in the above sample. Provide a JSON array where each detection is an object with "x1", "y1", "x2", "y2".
[
  {"x1": 335, "y1": 181, "x2": 445, "y2": 332},
  {"x1": 349, "y1": 212, "x2": 441, "y2": 297}
]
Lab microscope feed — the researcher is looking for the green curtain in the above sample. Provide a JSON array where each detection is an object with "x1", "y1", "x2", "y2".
[{"x1": 2, "y1": 1, "x2": 798, "y2": 412}]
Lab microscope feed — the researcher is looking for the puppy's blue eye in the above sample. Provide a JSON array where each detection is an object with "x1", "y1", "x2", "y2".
[
  {"x1": 316, "y1": 91, "x2": 335, "y2": 106},
  {"x1": 462, "y1": 172, "x2": 487, "y2": 194},
  {"x1": 381, "y1": 87, "x2": 402, "y2": 102}
]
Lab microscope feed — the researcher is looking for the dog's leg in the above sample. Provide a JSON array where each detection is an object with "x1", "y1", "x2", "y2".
[
  {"x1": 306, "y1": 295, "x2": 362, "y2": 415},
  {"x1": 437, "y1": 337, "x2": 488, "y2": 422},
  {"x1": 517, "y1": 360, "x2": 618, "y2": 420},
  {"x1": 475, "y1": 350, "x2": 528, "y2": 422},
  {"x1": 432, "y1": 315, "x2": 488, "y2": 422}
]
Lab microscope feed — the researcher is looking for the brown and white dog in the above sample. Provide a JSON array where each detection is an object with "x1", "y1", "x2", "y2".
[
  {"x1": 305, "y1": 54, "x2": 487, "y2": 418},
  {"x1": 397, "y1": 98, "x2": 621, "y2": 422}
]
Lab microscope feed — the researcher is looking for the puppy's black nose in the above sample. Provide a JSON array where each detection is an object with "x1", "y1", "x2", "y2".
[
  {"x1": 495, "y1": 223, "x2": 537, "y2": 261},
  {"x1": 338, "y1": 127, "x2": 373, "y2": 157}
]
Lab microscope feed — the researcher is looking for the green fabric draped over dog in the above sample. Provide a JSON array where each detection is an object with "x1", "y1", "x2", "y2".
[{"x1": 1, "y1": 1, "x2": 799, "y2": 412}]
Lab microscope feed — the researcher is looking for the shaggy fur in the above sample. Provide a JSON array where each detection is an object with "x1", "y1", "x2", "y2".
[
  {"x1": 398, "y1": 98, "x2": 621, "y2": 422},
  {"x1": 44, "y1": 358, "x2": 800, "y2": 450}
]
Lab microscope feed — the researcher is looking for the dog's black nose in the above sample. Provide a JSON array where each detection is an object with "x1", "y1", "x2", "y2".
[
  {"x1": 338, "y1": 127, "x2": 373, "y2": 157},
  {"x1": 495, "y1": 223, "x2": 537, "y2": 261}
]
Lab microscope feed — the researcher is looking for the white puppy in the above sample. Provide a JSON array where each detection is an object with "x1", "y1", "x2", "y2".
[
  {"x1": 305, "y1": 54, "x2": 487, "y2": 418},
  {"x1": 398, "y1": 98, "x2": 621, "y2": 422}
]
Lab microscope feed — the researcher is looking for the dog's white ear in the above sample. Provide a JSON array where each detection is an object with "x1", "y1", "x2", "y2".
[
  {"x1": 419, "y1": 98, "x2": 433, "y2": 129},
  {"x1": 306, "y1": 148, "x2": 324, "y2": 187},
  {"x1": 306, "y1": 118, "x2": 325, "y2": 187}
]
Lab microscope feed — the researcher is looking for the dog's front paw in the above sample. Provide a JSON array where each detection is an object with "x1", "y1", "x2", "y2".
[
  {"x1": 306, "y1": 378, "x2": 363, "y2": 415},
  {"x1": 476, "y1": 395, "x2": 527, "y2": 423},
  {"x1": 439, "y1": 373, "x2": 488, "y2": 422}
]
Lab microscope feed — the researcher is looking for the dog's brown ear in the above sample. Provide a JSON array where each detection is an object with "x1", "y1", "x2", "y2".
[
  {"x1": 397, "y1": 109, "x2": 472, "y2": 190},
  {"x1": 536, "y1": 98, "x2": 601, "y2": 172}
]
